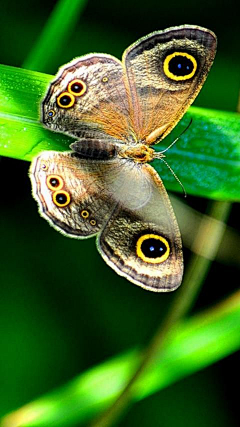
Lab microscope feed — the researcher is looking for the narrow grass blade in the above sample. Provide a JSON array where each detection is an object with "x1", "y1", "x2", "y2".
[{"x1": 23, "y1": 0, "x2": 88, "y2": 71}]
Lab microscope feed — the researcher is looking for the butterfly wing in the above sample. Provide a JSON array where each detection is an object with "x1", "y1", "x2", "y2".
[
  {"x1": 98, "y1": 163, "x2": 183, "y2": 291},
  {"x1": 30, "y1": 150, "x2": 182, "y2": 291},
  {"x1": 29, "y1": 150, "x2": 153, "y2": 237},
  {"x1": 42, "y1": 55, "x2": 134, "y2": 142},
  {"x1": 123, "y1": 25, "x2": 217, "y2": 144},
  {"x1": 30, "y1": 151, "x2": 117, "y2": 237},
  {"x1": 42, "y1": 26, "x2": 216, "y2": 146}
]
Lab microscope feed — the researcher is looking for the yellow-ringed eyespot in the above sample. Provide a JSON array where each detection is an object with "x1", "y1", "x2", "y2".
[
  {"x1": 80, "y1": 209, "x2": 90, "y2": 219},
  {"x1": 163, "y1": 52, "x2": 197, "y2": 81},
  {"x1": 102, "y1": 76, "x2": 108, "y2": 83},
  {"x1": 90, "y1": 219, "x2": 96, "y2": 226},
  {"x1": 41, "y1": 161, "x2": 48, "y2": 171},
  {"x1": 68, "y1": 79, "x2": 87, "y2": 96},
  {"x1": 46, "y1": 175, "x2": 64, "y2": 191},
  {"x1": 47, "y1": 109, "x2": 55, "y2": 118},
  {"x1": 57, "y1": 91, "x2": 75, "y2": 108},
  {"x1": 136, "y1": 234, "x2": 170, "y2": 264},
  {"x1": 52, "y1": 190, "x2": 71, "y2": 207}
]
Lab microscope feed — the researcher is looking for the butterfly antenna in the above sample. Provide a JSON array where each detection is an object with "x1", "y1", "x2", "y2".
[
  {"x1": 158, "y1": 118, "x2": 193, "y2": 155},
  {"x1": 160, "y1": 158, "x2": 187, "y2": 198},
  {"x1": 153, "y1": 119, "x2": 192, "y2": 197}
]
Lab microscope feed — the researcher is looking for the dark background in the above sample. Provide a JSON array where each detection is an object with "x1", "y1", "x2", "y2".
[{"x1": 0, "y1": 0, "x2": 239, "y2": 425}]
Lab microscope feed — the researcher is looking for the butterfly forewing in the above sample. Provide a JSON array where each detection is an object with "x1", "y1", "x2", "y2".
[
  {"x1": 123, "y1": 25, "x2": 217, "y2": 144},
  {"x1": 42, "y1": 55, "x2": 134, "y2": 142}
]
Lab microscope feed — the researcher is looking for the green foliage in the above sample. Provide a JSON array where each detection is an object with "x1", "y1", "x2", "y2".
[
  {"x1": 0, "y1": 0, "x2": 239, "y2": 426},
  {"x1": 1, "y1": 293, "x2": 240, "y2": 427},
  {"x1": 0, "y1": 65, "x2": 71, "y2": 159},
  {"x1": 0, "y1": 64, "x2": 239, "y2": 201}
]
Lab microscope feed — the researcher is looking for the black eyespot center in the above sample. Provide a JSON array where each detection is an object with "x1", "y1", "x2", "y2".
[
  {"x1": 68, "y1": 79, "x2": 87, "y2": 96},
  {"x1": 57, "y1": 91, "x2": 75, "y2": 108},
  {"x1": 169, "y1": 55, "x2": 194, "y2": 76},
  {"x1": 46, "y1": 175, "x2": 63, "y2": 191},
  {"x1": 141, "y1": 237, "x2": 167, "y2": 258},
  {"x1": 56, "y1": 192, "x2": 67, "y2": 204},
  {"x1": 163, "y1": 52, "x2": 197, "y2": 81},
  {"x1": 52, "y1": 190, "x2": 71, "y2": 207},
  {"x1": 70, "y1": 82, "x2": 83, "y2": 93},
  {"x1": 136, "y1": 233, "x2": 170, "y2": 264},
  {"x1": 50, "y1": 177, "x2": 60, "y2": 187},
  {"x1": 60, "y1": 94, "x2": 72, "y2": 105}
]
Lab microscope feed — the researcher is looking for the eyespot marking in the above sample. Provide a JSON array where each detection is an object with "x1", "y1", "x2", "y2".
[
  {"x1": 81, "y1": 209, "x2": 90, "y2": 219},
  {"x1": 53, "y1": 190, "x2": 71, "y2": 207},
  {"x1": 57, "y1": 91, "x2": 75, "y2": 108},
  {"x1": 48, "y1": 109, "x2": 55, "y2": 117},
  {"x1": 41, "y1": 162, "x2": 48, "y2": 171},
  {"x1": 46, "y1": 175, "x2": 64, "y2": 191},
  {"x1": 102, "y1": 76, "x2": 108, "y2": 83},
  {"x1": 163, "y1": 52, "x2": 197, "y2": 81},
  {"x1": 136, "y1": 233, "x2": 170, "y2": 264},
  {"x1": 90, "y1": 219, "x2": 96, "y2": 226},
  {"x1": 68, "y1": 79, "x2": 87, "y2": 96}
]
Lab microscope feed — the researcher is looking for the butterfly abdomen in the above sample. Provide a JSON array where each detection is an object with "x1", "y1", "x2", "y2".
[{"x1": 70, "y1": 139, "x2": 118, "y2": 160}]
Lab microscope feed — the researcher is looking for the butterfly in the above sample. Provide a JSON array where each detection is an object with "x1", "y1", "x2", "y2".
[{"x1": 29, "y1": 25, "x2": 217, "y2": 291}]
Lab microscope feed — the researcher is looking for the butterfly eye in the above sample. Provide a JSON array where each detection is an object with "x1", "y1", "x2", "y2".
[
  {"x1": 68, "y1": 79, "x2": 87, "y2": 96},
  {"x1": 53, "y1": 190, "x2": 71, "y2": 207},
  {"x1": 136, "y1": 234, "x2": 170, "y2": 264},
  {"x1": 46, "y1": 175, "x2": 64, "y2": 191},
  {"x1": 163, "y1": 52, "x2": 197, "y2": 81},
  {"x1": 57, "y1": 92, "x2": 75, "y2": 108},
  {"x1": 48, "y1": 109, "x2": 55, "y2": 117}
]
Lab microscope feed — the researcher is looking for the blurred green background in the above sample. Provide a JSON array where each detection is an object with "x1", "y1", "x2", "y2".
[{"x1": 0, "y1": 0, "x2": 239, "y2": 426}]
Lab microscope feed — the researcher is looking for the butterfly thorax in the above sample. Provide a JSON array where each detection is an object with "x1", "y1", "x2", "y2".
[{"x1": 118, "y1": 144, "x2": 155, "y2": 163}]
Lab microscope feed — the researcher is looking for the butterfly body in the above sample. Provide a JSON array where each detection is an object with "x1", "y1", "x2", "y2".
[{"x1": 30, "y1": 25, "x2": 217, "y2": 291}]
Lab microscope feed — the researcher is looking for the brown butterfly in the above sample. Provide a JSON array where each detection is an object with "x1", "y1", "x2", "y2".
[{"x1": 30, "y1": 25, "x2": 217, "y2": 291}]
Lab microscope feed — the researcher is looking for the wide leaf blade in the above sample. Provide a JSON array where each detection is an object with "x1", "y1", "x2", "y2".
[{"x1": 0, "y1": 64, "x2": 239, "y2": 200}]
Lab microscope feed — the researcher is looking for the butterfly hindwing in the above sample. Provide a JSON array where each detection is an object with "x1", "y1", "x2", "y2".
[
  {"x1": 30, "y1": 150, "x2": 117, "y2": 237},
  {"x1": 98, "y1": 164, "x2": 183, "y2": 291}
]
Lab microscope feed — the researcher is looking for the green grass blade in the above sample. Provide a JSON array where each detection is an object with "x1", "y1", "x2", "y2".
[
  {"x1": 1, "y1": 292, "x2": 240, "y2": 427},
  {"x1": 0, "y1": 64, "x2": 239, "y2": 200},
  {"x1": 157, "y1": 108, "x2": 240, "y2": 200},
  {"x1": 23, "y1": 0, "x2": 88, "y2": 71},
  {"x1": 0, "y1": 65, "x2": 72, "y2": 159}
]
